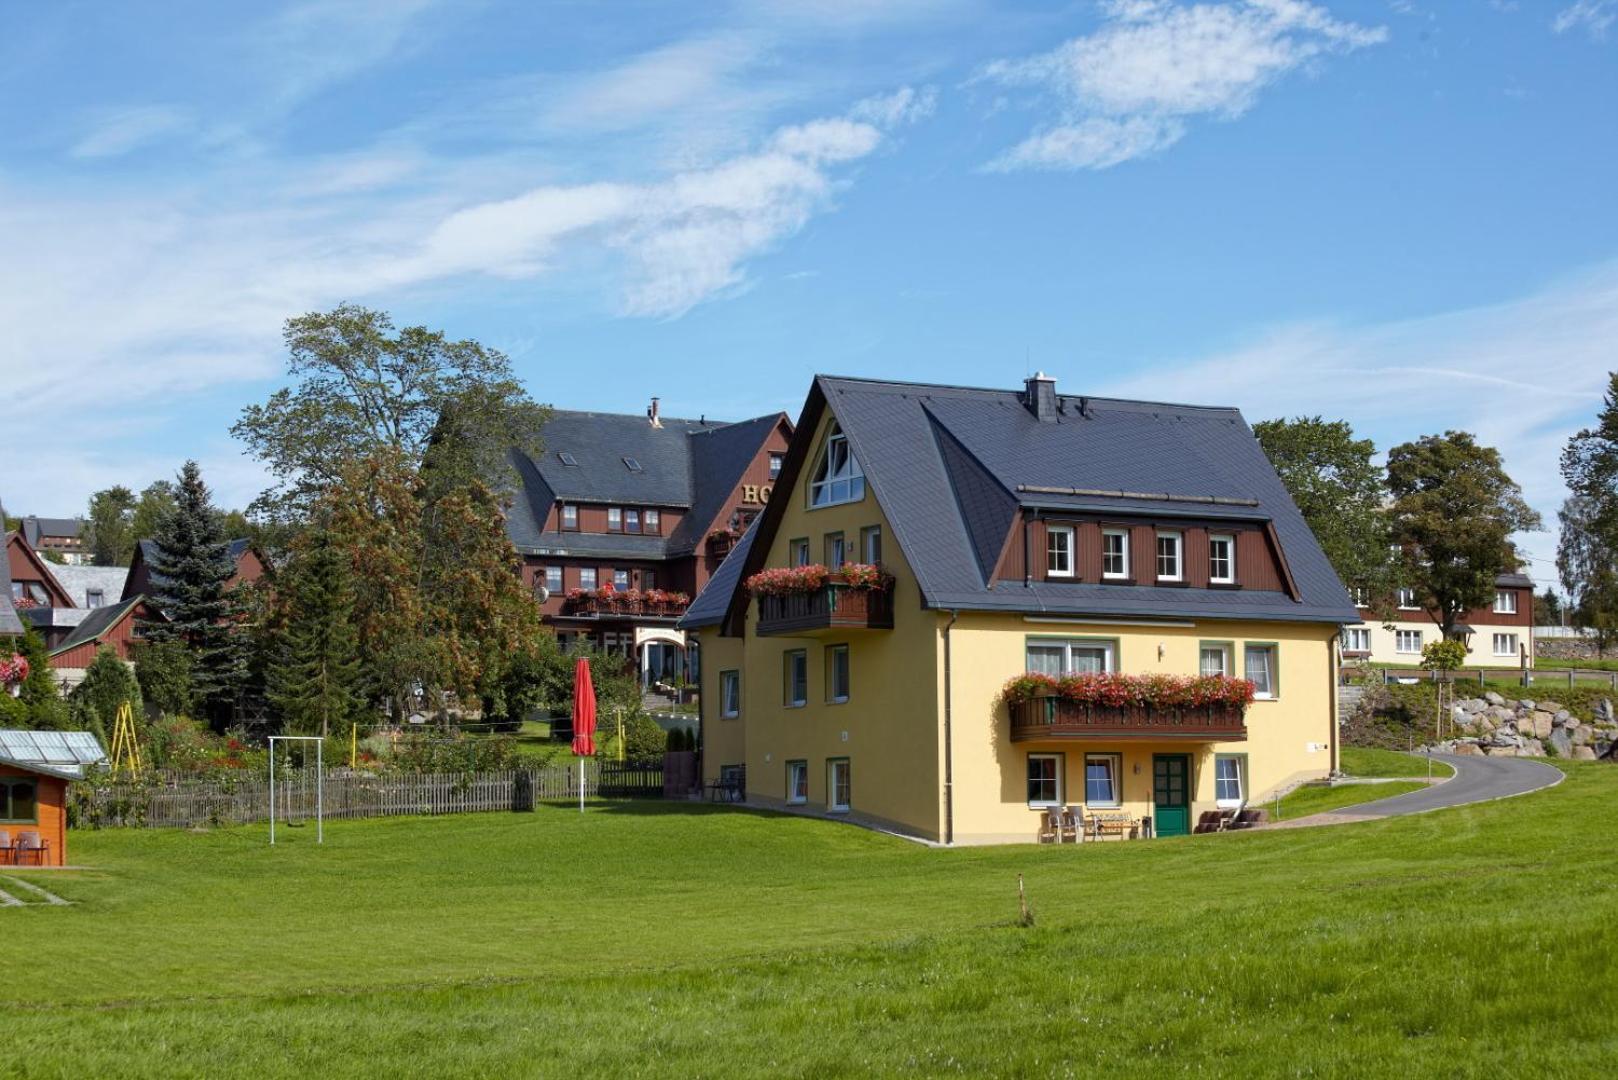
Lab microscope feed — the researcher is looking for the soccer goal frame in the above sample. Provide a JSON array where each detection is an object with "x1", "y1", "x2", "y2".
[{"x1": 268, "y1": 736, "x2": 324, "y2": 846}]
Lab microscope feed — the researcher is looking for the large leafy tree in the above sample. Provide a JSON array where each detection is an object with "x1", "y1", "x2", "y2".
[
  {"x1": 86, "y1": 485, "x2": 137, "y2": 566},
  {"x1": 1253, "y1": 416, "x2": 1394, "y2": 605},
  {"x1": 232, "y1": 304, "x2": 550, "y2": 519},
  {"x1": 143, "y1": 462, "x2": 245, "y2": 718},
  {"x1": 266, "y1": 525, "x2": 367, "y2": 737},
  {"x1": 131, "y1": 481, "x2": 178, "y2": 546},
  {"x1": 1557, "y1": 495, "x2": 1618, "y2": 656},
  {"x1": 1386, "y1": 431, "x2": 1541, "y2": 639}
]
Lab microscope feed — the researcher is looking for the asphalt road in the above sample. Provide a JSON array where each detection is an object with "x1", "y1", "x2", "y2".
[{"x1": 1333, "y1": 751, "x2": 1563, "y2": 819}]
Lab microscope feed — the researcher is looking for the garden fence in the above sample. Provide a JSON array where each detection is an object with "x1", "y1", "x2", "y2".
[{"x1": 74, "y1": 760, "x2": 665, "y2": 829}]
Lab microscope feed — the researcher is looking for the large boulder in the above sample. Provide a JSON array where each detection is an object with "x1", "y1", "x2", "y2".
[
  {"x1": 1596, "y1": 699, "x2": 1615, "y2": 724},
  {"x1": 1486, "y1": 745, "x2": 1517, "y2": 757},
  {"x1": 1528, "y1": 712, "x2": 1555, "y2": 739},
  {"x1": 1573, "y1": 746, "x2": 1598, "y2": 761},
  {"x1": 1571, "y1": 725, "x2": 1592, "y2": 747},
  {"x1": 1523, "y1": 738, "x2": 1546, "y2": 757},
  {"x1": 1551, "y1": 710, "x2": 1574, "y2": 727},
  {"x1": 1451, "y1": 742, "x2": 1483, "y2": 756},
  {"x1": 1536, "y1": 700, "x2": 1565, "y2": 716},
  {"x1": 1548, "y1": 728, "x2": 1574, "y2": 758},
  {"x1": 1485, "y1": 691, "x2": 1506, "y2": 706},
  {"x1": 1519, "y1": 699, "x2": 1537, "y2": 712}
]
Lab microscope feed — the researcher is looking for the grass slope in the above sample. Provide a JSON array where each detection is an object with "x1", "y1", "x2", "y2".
[
  {"x1": 6, "y1": 767, "x2": 1618, "y2": 1078},
  {"x1": 1340, "y1": 746, "x2": 1455, "y2": 779}
]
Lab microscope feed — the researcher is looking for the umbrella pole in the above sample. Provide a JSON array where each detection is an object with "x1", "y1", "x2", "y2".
[{"x1": 579, "y1": 757, "x2": 584, "y2": 813}]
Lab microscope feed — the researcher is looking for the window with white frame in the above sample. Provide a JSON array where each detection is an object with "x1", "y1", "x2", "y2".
[
  {"x1": 825, "y1": 644, "x2": 850, "y2": 703},
  {"x1": 769, "y1": 453, "x2": 784, "y2": 480},
  {"x1": 1026, "y1": 638, "x2": 1114, "y2": 676},
  {"x1": 1084, "y1": 753, "x2": 1120, "y2": 807},
  {"x1": 784, "y1": 650, "x2": 808, "y2": 707},
  {"x1": 809, "y1": 424, "x2": 865, "y2": 507},
  {"x1": 544, "y1": 566, "x2": 562, "y2": 593},
  {"x1": 1494, "y1": 590, "x2": 1518, "y2": 615},
  {"x1": 613, "y1": 569, "x2": 629, "y2": 590},
  {"x1": 828, "y1": 759, "x2": 851, "y2": 811},
  {"x1": 85, "y1": 589, "x2": 105, "y2": 608},
  {"x1": 561, "y1": 504, "x2": 578, "y2": 529},
  {"x1": 824, "y1": 533, "x2": 846, "y2": 569},
  {"x1": 644, "y1": 509, "x2": 660, "y2": 535},
  {"x1": 1395, "y1": 629, "x2": 1423, "y2": 654},
  {"x1": 1026, "y1": 754, "x2": 1062, "y2": 808},
  {"x1": 1102, "y1": 529, "x2": 1129, "y2": 579},
  {"x1": 579, "y1": 568, "x2": 597, "y2": 590},
  {"x1": 1046, "y1": 526, "x2": 1075, "y2": 577},
  {"x1": 1244, "y1": 644, "x2": 1277, "y2": 699},
  {"x1": 624, "y1": 509, "x2": 641, "y2": 534},
  {"x1": 607, "y1": 507, "x2": 622, "y2": 532},
  {"x1": 1397, "y1": 587, "x2": 1418, "y2": 610},
  {"x1": 1493, "y1": 632, "x2": 1519, "y2": 657},
  {"x1": 1214, "y1": 755, "x2": 1245, "y2": 808},
  {"x1": 1341, "y1": 627, "x2": 1371, "y2": 653},
  {"x1": 1199, "y1": 643, "x2": 1233, "y2": 678},
  {"x1": 790, "y1": 538, "x2": 810, "y2": 567},
  {"x1": 1156, "y1": 531, "x2": 1182, "y2": 581},
  {"x1": 861, "y1": 525, "x2": 882, "y2": 566},
  {"x1": 1350, "y1": 586, "x2": 1370, "y2": 607},
  {"x1": 720, "y1": 671, "x2": 740, "y2": 718},
  {"x1": 786, "y1": 760, "x2": 808, "y2": 803},
  {"x1": 1208, "y1": 534, "x2": 1235, "y2": 584}
]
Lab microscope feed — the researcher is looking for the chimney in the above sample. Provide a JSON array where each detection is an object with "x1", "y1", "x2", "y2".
[
  {"x1": 648, "y1": 396, "x2": 662, "y2": 428},
  {"x1": 1023, "y1": 372, "x2": 1058, "y2": 422}
]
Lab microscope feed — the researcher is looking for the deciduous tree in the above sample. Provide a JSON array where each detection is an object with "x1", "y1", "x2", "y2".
[{"x1": 86, "y1": 485, "x2": 137, "y2": 566}]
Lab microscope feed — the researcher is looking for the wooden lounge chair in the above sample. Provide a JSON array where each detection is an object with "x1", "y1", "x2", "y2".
[
  {"x1": 0, "y1": 830, "x2": 12, "y2": 866},
  {"x1": 15, "y1": 831, "x2": 47, "y2": 866}
]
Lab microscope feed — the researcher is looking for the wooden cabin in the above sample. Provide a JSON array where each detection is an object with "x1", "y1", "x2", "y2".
[{"x1": 0, "y1": 730, "x2": 107, "y2": 867}]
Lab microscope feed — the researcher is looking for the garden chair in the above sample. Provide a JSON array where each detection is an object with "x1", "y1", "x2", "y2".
[
  {"x1": 0, "y1": 830, "x2": 11, "y2": 866},
  {"x1": 1060, "y1": 806, "x2": 1081, "y2": 844},
  {"x1": 15, "y1": 831, "x2": 46, "y2": 866},
  {"x1": 1037, "y1": 808, "x2": 1060, "y2": 843}
]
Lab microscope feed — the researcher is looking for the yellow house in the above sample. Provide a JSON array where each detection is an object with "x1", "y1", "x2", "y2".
[{"x1": 680, "y1": 375, "x2": 1359, "y2": 845}]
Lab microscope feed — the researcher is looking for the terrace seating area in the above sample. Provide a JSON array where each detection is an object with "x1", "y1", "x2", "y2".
[
  {"x1": 0, "y1": 829, "x2": 49, "y2": 866},
  {"x1": 1194, "y1": 808, "x2": 1268, "y2": 833},
  {"x1": 1036, "y1": 807, "x2": 1154, "y2": 843}
]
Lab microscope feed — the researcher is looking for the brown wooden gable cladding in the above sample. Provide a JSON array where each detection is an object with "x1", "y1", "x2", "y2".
[
  {"x1": 996, "y1": 515, "x2": 1289, "y2": 594},
  {"x1": 5, "y1": 533, "x2": 74, "y2": 609}
]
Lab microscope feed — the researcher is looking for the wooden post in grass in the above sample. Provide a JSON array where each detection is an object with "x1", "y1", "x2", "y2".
[{"x1": 1017, "y1": 874, "x2": 1033, "y2": 928}]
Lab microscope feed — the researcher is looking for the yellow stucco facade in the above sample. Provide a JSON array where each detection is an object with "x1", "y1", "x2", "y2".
[{"x1": 693, "y1": 408, "x2": 1343, "y2": 845}]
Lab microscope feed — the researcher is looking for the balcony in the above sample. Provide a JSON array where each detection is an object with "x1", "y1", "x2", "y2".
[
  {"x1": 756, "y1": 583, "x2": 895, "y2": 637},
  {"x1": 1009, "y1": 698, "x2": 1247, "y2": 742},
  {"x1": 562, "y1": 593, "x2": 690, "y2": 621}
]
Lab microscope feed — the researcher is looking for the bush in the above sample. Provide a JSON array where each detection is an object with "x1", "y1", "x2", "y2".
[
  {"x1": 390, "y1": 733, "x2": 517, "y2": 772},
  {"x1": 133, "y1": 640, "x2": 194, "y2": 718},
  {"x1": 70, "y1": 646, "x2": 142, "y2": 745}
]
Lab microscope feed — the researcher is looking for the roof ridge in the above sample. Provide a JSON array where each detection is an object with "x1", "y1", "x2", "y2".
[{"x1": 817, "y1": 374, "x2": 1242, "y2": 415}]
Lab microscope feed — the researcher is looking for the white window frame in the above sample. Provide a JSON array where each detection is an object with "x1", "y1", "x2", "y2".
[
  {"x1": 769, "y1": 452, "x2": 784, "y2": 480},
  {"x1": 1395, "y1": 629, "x2": 1423, "y2": 654},
  {"x1": 790, "y1": 539, "x2": 810, "y2": 567},
  {"x1": 607, "y1": 507, "x2": 623, "y2": 532},
  {"x1": 579, "y1": 568, "x2": 597, "y2": 590},
  {"x1": 786, "y1": 760, "x2": 808, "y2": 804},
  {"x1": 644, "y1": 509, "x2": 661, "y2": 535},
  {"x1": 1214, "y1": 755, "x2": 1245, "y2": 809},
  {"x1": 1494, "y1": 590, "x2": 1517, "y2": 615},
  {"x1": 826, "y1": 644, "x2": 850, "y2": 704},
  {"x1": 1083, "y1": 753, "x2": 1121, "y2": 808},
  {"x1": 1026, "y1": 753, "x2": 1063, "y2": 809},
  {"x1": 1101, "y1": 529, "x2": 1130, "y2": 579},
  {"x1": 561, "y1": 504, "x2": 578, "y2": 529},
  {"x1": 809, "y1": 424, "x2": 865, "y2": 508},
  {"x1": 624, "y1": 509, "x2": 640, "y2": 534},
  {"x1": 784, "y1": 650, "x2": 808, "y2": 708},
  {"x1": 1208, "y1": 534, "x2": 1235, "y2": 585},
  {"x1": 720, "y1": 671, "x2": 741, "y2": 718},
  {"x1": 1342, "y1": 627, "x2": 1371, "y2": 653},
  {"x1": 1046, "y1": 525, "x2": 1075, "y2": 578},
  {"x1": 1493, "y1": 632, "x2": 1519, "y2": 657},
  {"x1": 1244, "y1": 644, "x2": 1278, "y2": 700},
  {"x1": 1199, "y1": 643, "x2": 1233, "y2": 678},
  {"x1": 613, "y1": 569, "x2": 629, "y2": 590},
  {"x1": 1397, "y1": 588, "x2": 1419, "y2": 610},
  {"x1": 1156, "y1": 531, "x2": 1183, "y2": 582},
  {"x1": 1025, "y1": 638, "x2": 1115, "y2": 676},
  {"x1": 1350, "y1": 586, "x2": 1370, "y2": 607},
  {"x1": 544, "y1": 566, "x2": 562, "y2": 592},
  {"x1": 828, "y1": 759, "x2": 851, "y2": 812},
  {"x1": 861, "y1": 525, "x2": 882, "y2": 566}
]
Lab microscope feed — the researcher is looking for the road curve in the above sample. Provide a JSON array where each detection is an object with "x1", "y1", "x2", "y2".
[{"x1": 1332, "y1": 751, "x2": 1563, "y2": 819}]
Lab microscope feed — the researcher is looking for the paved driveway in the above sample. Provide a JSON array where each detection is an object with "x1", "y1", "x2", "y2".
[{"x1": 1332, "y1": 751, "x2": 1562, "y2": 819}]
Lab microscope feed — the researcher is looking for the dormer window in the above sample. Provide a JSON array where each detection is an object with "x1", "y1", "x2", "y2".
[
  {"x1": 1156, "y1": 531, "x2": 1182, "y2": 582},
  {"x1": 561, "y1": 504, "x2": 578, "y2": 530},
  {"x1": 809, "y1": 423, "x2": 864, "y2": 508}
]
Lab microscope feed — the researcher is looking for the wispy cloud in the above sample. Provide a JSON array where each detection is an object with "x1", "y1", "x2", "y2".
[
  {"x1": 1553, "y1": 1, "x2": 1615, "y2": 39},
  {"x1": 257, "y1": 0, "x2": 448, "y2": 111},
  {"x1": 70, "y1": 105, "x2": 193, "y2": 159},
  {"x1": 1100, "y1": 263, "x2": 1618, "y2": 584},
  {"x1": 978, "y1": 0, "x2": 1387, "y2": 171}
]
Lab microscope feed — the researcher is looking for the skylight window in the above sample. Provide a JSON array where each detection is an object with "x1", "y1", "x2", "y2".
[
  {"x1": 624, "y1": 457, "x2": 643, "y2": 472},
  {"x1": 558, "y1": 452, "x2": 578, "y2": 466}
]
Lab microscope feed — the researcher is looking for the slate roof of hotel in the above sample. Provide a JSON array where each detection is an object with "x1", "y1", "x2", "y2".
[{"x1": 688, "y1": 375, "x2": 1362, "y2": 629}]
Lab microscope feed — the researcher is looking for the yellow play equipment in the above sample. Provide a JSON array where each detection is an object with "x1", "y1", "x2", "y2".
[{"x1": 109, "y1": 700, "x2": 143, "y2": 778}]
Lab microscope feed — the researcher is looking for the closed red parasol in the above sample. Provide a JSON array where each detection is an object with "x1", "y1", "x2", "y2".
[{"x1": 571, "y1": 658, "x2": 596, "y2": 811}]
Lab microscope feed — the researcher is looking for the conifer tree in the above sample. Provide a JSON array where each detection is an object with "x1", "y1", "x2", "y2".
[
  {"x1": 70, "y1": 646, "x2": 143, "y2": 746},
  {"x1": 267, "y1": 527, "x2": 366, "y2": 737}
]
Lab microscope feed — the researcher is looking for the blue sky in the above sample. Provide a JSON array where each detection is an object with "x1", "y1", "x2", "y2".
[{"x1": 3, "y1": 0, "x2": 1616, "y2": 587}]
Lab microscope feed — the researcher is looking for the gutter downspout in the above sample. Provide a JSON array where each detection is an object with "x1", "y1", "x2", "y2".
[{"x1": 943, "y1": 608, "x2": 959, "y2": 846}]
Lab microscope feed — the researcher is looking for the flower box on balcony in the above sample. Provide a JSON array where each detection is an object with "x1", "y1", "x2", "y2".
[
  {"x1": 756, "y1": 581, "x2": 895, "y2": 636},
  {"x1": 1009, "y1": 698, "x2": 1248, "y2": 741}
]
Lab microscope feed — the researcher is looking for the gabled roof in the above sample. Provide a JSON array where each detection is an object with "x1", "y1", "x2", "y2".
[
  {"x1": 48, "y1": 564, "x2": 129, "y2": 608},
  {"x1": 51, "y1": 594, "x2": 143, "y2": 656},
  {"x1": 20, "y1": 516, "x2": 82, "y2": 547},
  {"x1": 708, "y1": 375, "x2": 1360, "y2": 627},
  {"x1": 0, "y1": 729, "x2": 107, "y2": 780},
  {"x1": 677, "y1": 521, "x2": 758, "y2": 630},
  {"x1": 125, "y1": 537, "x2": 252, "y2": 600},
  {"x1": 505, "y1": 408, "x2": 789, "y2": 560},
  {"x1": 5, "y1": 531, "x2": 74, "y2": 608}
]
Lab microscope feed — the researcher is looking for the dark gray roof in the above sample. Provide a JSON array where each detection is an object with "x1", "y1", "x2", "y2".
[
  {"x1": 21, "y1": 516, "x2": 82, "y2": 547},
  {"x1": 52, "y1": 594, "x2": 142, "y2": 655},
  {"x1": 1496, "y1": 572, "x2": 1534, "y2": 589},
  {"x1": 679, "y1": 522, "x2": 758, "y2": 630},
  {"x1": 506, "y1": 409, "x2": 786, "y2": 559},
  {"x1": 723, "y1": 376, "x2": 1360, "y2": 626},
  {"x1": 50, "y1": 564, "x2": 129, "y2": 608},
  {"x1": 134, "y1": 538, "x2": 251, "y2": 593}
]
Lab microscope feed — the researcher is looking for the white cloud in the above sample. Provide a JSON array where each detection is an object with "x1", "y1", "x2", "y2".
[
  {"x1": 850, "y1": 85, "x2": 939, "y2": 126},
  {"x1": 70, "y1": 105, "x2": 192, "y2": 159},
  {"x1": 540, "y1": 33, "x2": 771, "y2": 136},
  {"x1": 979, "y1": 0, "x2": 1387, "y2": 171},
  {"x1": 1098, "y1": 263, "x2": 1618, "y2": 587},
  {"x1": 257, "y1": 0, "x2": 447, "y2": 111},
  {"x1": 1553, "y1": 1, "x2": 1615, "y2": 39}
]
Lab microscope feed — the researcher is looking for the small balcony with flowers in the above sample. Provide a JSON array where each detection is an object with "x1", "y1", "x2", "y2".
[
  {"x1": 1002, "y1": 672, "x2": 1253, "y2": 743},
  {"x1": 562, "y1": 584, "x2": 691, "y2": 622},
  {"x1": 746, "y1": 563, "x2": 895, "y2": 637}
]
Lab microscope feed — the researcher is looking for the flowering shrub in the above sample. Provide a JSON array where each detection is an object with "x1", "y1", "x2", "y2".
[
  {"x1": 1001, "y1": 671, "x2": 1255, "y2": 710},
  {"x1": 0, "y1": 654, "x2": 29, "y2": 687},
  {"x1": 745, "y1": 563, "x2": 892, "y2": 596},
  {"x1": 565, "y1": 588, "x2": 591, "y2": 603}
]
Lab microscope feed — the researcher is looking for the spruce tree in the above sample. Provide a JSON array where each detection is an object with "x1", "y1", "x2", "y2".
[
  {"x1": 15, "y1": 627, "x2": 69, "y2": 730},
  {"x1": 144, "y1": 461, "x2": 238, "y2": 716},
  {"x1": 267, "y1": 528, "x2": 365, "y2": 737}
]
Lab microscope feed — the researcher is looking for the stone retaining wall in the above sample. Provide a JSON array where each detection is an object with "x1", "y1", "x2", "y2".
[{"x1": 1439, "y1": 692, "x2": 1618, "y2": 760}]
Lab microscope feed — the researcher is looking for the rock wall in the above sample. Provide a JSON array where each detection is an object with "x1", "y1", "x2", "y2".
[
  {"x1": 1535, "y1": 637, "x2": 1613, "y2": 661},
  {"x1": 1440, "y1": 692, "x2": 1618, "y2": 760}
]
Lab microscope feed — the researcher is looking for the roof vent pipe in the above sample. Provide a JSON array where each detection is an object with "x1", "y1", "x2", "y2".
[
  {"x1": 648, "y1": 396, "x2": 662, "y2": 428},
  {"x1": 1023, "y1": 372, "x2": 1058, "y2": 422}
]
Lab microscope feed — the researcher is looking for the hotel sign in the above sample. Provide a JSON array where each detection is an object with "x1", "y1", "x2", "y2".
[{"x1": 741, "y1": 484, "x2": 774, "y2": 505}]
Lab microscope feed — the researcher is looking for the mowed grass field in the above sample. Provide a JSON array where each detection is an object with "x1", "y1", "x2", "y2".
[{"x1": 5, "y1": 765, "x2": 1617, "y2": 1078}]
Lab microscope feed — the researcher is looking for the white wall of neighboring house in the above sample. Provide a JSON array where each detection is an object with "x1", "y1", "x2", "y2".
[{"x1": 1342, "y1": 616, "x2": 1534, "y2": 668}]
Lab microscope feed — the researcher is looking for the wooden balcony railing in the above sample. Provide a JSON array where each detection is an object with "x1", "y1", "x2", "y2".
[
  {"x1": 562, "y1": 597, "x2": 690, "y2": 620},
  {"x1": 756, "y1": 583, "x2": 895, "y2": 636},
  {"x1": 1009, "y1": 697, "x2": 1247, "y2": 742}
]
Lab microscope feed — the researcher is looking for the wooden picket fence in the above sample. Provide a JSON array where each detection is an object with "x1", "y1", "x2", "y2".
[{"x1": 73, "y1": 761, "x2": 665, "y2": 830}]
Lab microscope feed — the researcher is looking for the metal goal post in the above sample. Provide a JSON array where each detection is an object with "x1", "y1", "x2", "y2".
[{"x1": 267, "y1": 736, "x2": 324, "y2": 846}]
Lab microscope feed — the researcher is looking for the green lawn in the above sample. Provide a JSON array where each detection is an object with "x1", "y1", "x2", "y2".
[
  {"x1": 6, "y1": 766, "x2": 1617, "y2": 1077},
  {"x1": 1340, "y1": 746, "x2": 1456, "y2": 779},
  {"x1": 1270, "y1": 779, "x2": 1426, "y2": 819}
]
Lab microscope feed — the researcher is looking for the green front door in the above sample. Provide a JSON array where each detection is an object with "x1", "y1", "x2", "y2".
[{"x1": 1153, "y1": 754, "x2": 1191, "y2": 837}]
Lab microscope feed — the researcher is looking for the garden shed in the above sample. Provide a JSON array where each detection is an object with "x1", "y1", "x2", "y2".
[{"x1": 0, "y1": 731, "x2": 106, "y2": 867}]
